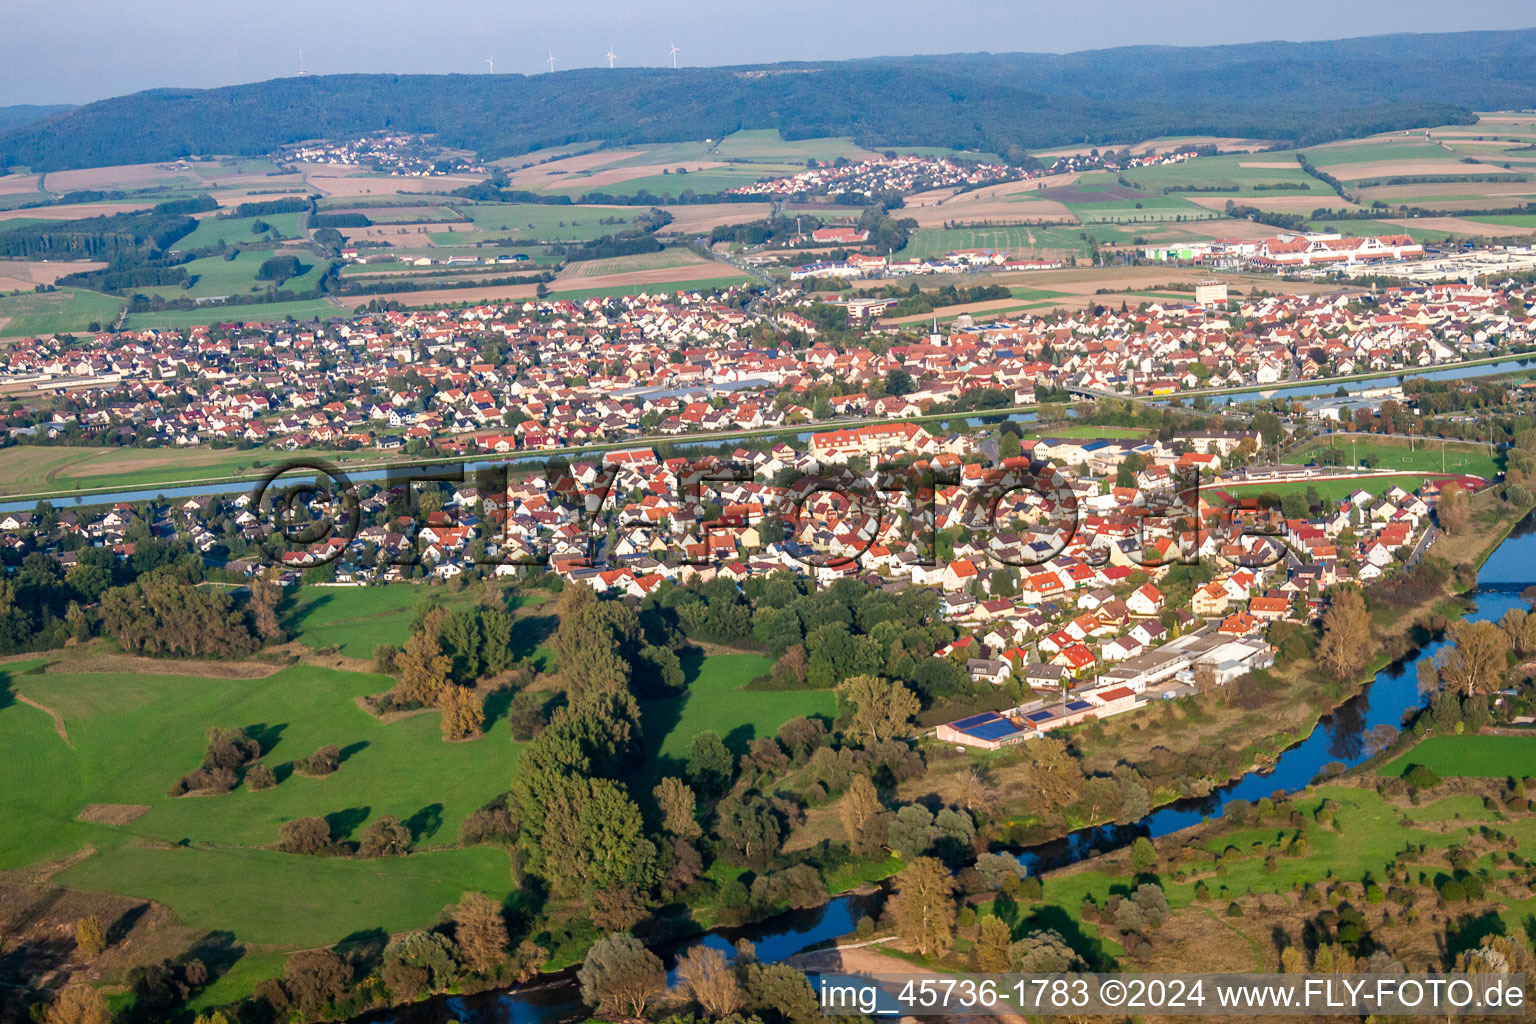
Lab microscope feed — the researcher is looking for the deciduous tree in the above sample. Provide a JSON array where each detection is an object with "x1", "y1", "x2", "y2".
[
  {"x1": 675, "y1": 945, "x2": 743, "y2": 1017},
  {"x1": 452, "y1": 892, "x2": 509, "y2": 975},
  {"x1": 44, "y1": 986, "x2": 111, "y2": 1024},
  {"x1": 654, "y1": 776, "x2": 702, "y2": 839},
  {"x1": 438, "y1": 684, "x2": 485, "y2": 740},
  {"x1": 1436, "y1": 619, "x2": 1510, "y2": 697},
  {"x1": 839, "y1": 774, "x2": 883, "y2": 855},
  {"x1": 578, "y1": 933, "x2": 665, "y2": 1018},
  {"x1": 889, "y1": 856, "x2": 956, "y2": 956},
  {"x1": 357, "y1": 815, "x2": 411, "y2": 858},
  {"x1": 835, "y1": 674, "x2": 919, "y2": 743},
  {"x1": 1317, "y1": 587, "x2": 1371, "y2": 680},
  {"x1": 74, "y1": 915, "x2": 106, "y2": 959}
]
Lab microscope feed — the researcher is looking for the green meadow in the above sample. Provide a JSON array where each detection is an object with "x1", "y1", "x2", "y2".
[
  {"x1": 122, "y1": 299, "x2": 341, "y2": 330},
  {"x1": 1380, "y1": 736, "x2": 1536, "y2": 779},
  {"x1": 174, "y1": 211, "x2": 305, "y2": 252},
  {"x1": 0, "y1": 287, "x2": 122, "y2": 337},
  {"x1": 1299, "y1": 437, "x2": 1501, "y2": 479},
  {"x1": 641, "y1": 651, "x2": 833, "y2": 780},
  {"x1": 0, "y1": 660, "x2": 518, "y2": 949},
  {"x1": 449, "y1": 202, "x2": 642, "y2": 242}
]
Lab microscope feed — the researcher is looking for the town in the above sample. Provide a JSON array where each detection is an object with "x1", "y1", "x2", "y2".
[{"x1": 4, "y1": 19, "x2": 1536, "y2": 1024}]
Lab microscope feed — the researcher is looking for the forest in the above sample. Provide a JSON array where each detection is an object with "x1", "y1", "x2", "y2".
[{"x1": 3, "y1": 29, "x2": 1522, "y2": 170}]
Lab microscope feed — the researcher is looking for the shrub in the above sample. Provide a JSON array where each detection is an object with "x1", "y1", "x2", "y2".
[
  {"x1": 276, "y1": 817, "x2": 333, "y2": 854},
  {"x1": 245, "y1": 764, "x2": 277, "y2": 791},
  {"x1": 294, "y1": 745, "x2": 341, "y2": 778},
  {"x1": 1403, "y1": 764, "x2": 1442, "y2": 790}
]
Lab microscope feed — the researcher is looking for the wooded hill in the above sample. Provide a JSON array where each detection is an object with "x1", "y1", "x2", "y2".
[{"x1": 7, "y1": 29, "x2": 1536, "y2": 171}]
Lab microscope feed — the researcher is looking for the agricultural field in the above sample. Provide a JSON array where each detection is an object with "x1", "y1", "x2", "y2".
[
  {"x1": 0, "y1": 287, "x2": 121, "y2": 338},
  {"x1": 132, "y1": 249, "x2": 327, "y2": 302},
  {"x1": 438, "y1": 202, "x2": 639, "y2": 243},
  {"x1": 708, "y1": 129, "x2": 876, "y2": 164},
  {"x1": 1298, "y1": 437, "x2": 1501, "y2": 479},
  {"x1": 0, "y1": 444, "x2": 399, "y2": 499},
  {"x1": 121, "y1": 298, "x2": 341, "y2": 331},
  {"x1": 548, "y1": 167, "x2": 792, "y2": 199},
  {"x1": 174, "y1": 211, "x2": 305, "y2": 252},
  {"x1": 1120, "y1": 153, "x2": 1327, "y2": 196},
  {"x1": 1380, "y1": 735, "x2": 1536, "y2": 779},
  {"x1": 557, "y1": 247, "x2": 712, "y2": 280},
  {"x1": 545, "y1": 275, "x2": 751, "y2": 302},
  {"x1": 0, "y1": 658, "x2": 517, "y2": 952}
]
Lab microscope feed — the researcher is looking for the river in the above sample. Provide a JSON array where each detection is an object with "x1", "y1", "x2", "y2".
[{"x1": 352, "y1": 513, "x2": 1536, "y2": 1023}]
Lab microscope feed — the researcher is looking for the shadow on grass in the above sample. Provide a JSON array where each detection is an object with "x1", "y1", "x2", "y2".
[
  {"x1": 509, "y1": 614, "x2": 557, "y2": 664},
  {"x1": 1018, "y1": 904, "x2": 1118, "y2": 971},
  {"x1": 107, "y1": 903, "x2": 150, "y2": 946},
  {"x1": 325, "y1": 806, "x2": 371, "y2": 841},
  {"x1": 482, "y1": 686, "x2": 515, "y2": 730},
  {"x1": 336, "y1": 926, "x2": 389, "y2": 973},
  {"x1": 406, "y1": 803, "x2": 444, "y2": 843},
  {"x1": 279, "y1": 589, "x2": 331, "y2": 635},
  {"x1": 243, "y1": 721, "x2": 287, "y2": 756},
  {"x1": 338, "y1": 740, "x2": 368, "y2": 763}
]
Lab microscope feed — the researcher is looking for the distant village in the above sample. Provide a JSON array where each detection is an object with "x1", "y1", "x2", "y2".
[{"x1": 1, "y1": 279, "x2": 1526, "y2": 459}]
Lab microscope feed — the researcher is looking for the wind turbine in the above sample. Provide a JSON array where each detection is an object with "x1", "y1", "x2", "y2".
[
  {"x1": 605, "y1": 46, "x2": 617, "y2": 69},
  {"x1": 668, "y1": 41, "x2": 680, "y2": 69},
  {"x1": 546, "y1": 50, "x2": 557, "y2": 73},
  {"x1": 484, "y1": 55, "x2": 494, "y2": 74}
]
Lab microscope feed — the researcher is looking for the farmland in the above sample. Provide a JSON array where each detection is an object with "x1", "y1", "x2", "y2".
[
  {"x1": 174, "y1": 211, "x2": 305, "y2": 252},
  {"x1": 0, "y1": 287, "x2": 121, "y2": 338},
  {"x1": 135, "y1": 249, "x2": 329, "y2": 302},
  {"x1": 121, "y1": 298, "x2": 341, "y2": 331}
]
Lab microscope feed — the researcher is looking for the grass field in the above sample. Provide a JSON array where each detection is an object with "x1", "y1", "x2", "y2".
[
  {"x1": 139, "y1": 250, "x2": 329, "y2": 301},
  {"x1": 1120, "y1": 154, "x2": 1326, "y2": 196},
  {"x1": 0, "y1": 444, "x2": 397, "y2": 499},
  {"x1": 545, "y1": 275, "x2": 751, "y2": 301},
  {"x1": 1299, "y1": 437, "x2": 1501, "y2": 478},
  {"x1": 640, "y1": 652, "x2": 832, "y2": 780},
  {"x1": 709, "y1": 129, "x2": 874, "y2": 164},
  {"x1": 0, "y1": 288, "x2": 122, "y2": 337},
  {"x1": 122, "y1": 298, "x2": 341, "y2": 330},
  {"x1": 1380, "y1": 736, "x2": 1536, "y2": 779},
  {"x1": 448, "y1": 202, "x2": 640, "y2": 242},
  {"x1": 0, "y1": 660, "x2": 518, "y2": 950},
  {"x1": 1215, "y1": 475, "x2": 1430, "y2": 502},
  {"x1": 1467, "y1": 213, "x2": 1536, "y2": 228},
  {"x1": 549, "y1": 168, "x2": 789, "y2": 198},
  {"x1": 560, "y1": 248, "x2": 711, "y2": 279},
  {"x1": 174, "y1": 212, "x2": 305, "y2": 252},
  {"x1": 1303, "y1": 140, "x2": 1464, "y2": 166},
  {"x1": 280, "y1": 585, "x2": 513, "y2": 660}
]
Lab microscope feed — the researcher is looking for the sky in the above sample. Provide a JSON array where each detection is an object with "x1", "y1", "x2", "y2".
[{"x1": 5, "y1": 0, "x2": 1536, "y2": 106}]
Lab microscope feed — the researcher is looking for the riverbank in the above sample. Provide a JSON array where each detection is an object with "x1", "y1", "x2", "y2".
[{"x1": 916, "y1": 493, "x2": 1534, "y2": 854}]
